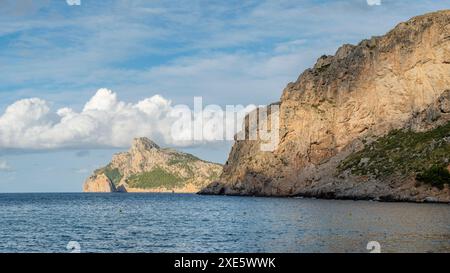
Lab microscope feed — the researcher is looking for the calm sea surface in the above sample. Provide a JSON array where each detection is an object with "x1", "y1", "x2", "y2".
[{"x1": 0, "y1": 193, "x2": 448, "y2": 253}]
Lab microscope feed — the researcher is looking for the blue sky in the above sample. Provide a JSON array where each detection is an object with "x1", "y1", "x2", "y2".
[{"x1": 0, "y1": 0, "x2": 448, "y2": 192}]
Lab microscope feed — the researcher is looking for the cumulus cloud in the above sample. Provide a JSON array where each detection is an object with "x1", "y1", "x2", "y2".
[{"x1": 0, "y1": 89, "x2": 253, "y2": 150}]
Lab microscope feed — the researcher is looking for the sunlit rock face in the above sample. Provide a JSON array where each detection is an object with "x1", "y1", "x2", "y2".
[
  {"x1": 200, "y1": 10, "x2": 450, "y2": 202},
  {"x1": 83, "y1": 173, "x2": 116, "y2": 193}
]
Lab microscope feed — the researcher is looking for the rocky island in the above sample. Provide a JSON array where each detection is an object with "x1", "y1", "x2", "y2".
[
  {"x1": 83, "y1": 138, "x2": 222, "y2": 193},
  {"x1": 200, "y1": 10, "x2": 450, "y2": 203}
]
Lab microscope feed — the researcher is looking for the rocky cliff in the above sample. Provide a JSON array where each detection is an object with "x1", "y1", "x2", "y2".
[
  {"x1": 83, "y1": 173, "x2": 116, "y2": 193},
  {"x1": 200, "y1": 10, "x2": 450, "y2": 203},
  {"x1": 83, "y1": 138, "x2": 222, "y2": 193}
]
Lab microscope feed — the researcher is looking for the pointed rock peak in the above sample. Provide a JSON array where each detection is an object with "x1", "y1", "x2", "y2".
[
  {"x1": 335, "y1": 44, "x2": 355, "y2": 60},
  {"x1": 131, "y1": 137, "x2": 160, "y2": 151}
]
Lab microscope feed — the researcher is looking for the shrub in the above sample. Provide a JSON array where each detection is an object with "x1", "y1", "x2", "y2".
[
  {"x1": 95, "y1": 165, "x2": 123, "y2": 186},
  {"x1": 338, "y1": 121, "x2": 450, "y2": 181},
  {"x1": 127, "y1": 167, "x2": 182, "y2": 189},
  {"x1": 167, "y1": 153, "x2": 200, "y2": 165},
  {"x1": 416, "y1": 165, "x2": 450, "y2": 190}
]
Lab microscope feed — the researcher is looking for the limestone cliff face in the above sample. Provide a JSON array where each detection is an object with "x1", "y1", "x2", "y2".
[
  {"x1": 200, "y1": 10, "x2": 450, "y2": 202},
  {"x1": 83, "y1": 138, "x2": 222, "y2": 193},
  {"x1": 83, "y1": 173, "x2": 116, "y2": 193}
]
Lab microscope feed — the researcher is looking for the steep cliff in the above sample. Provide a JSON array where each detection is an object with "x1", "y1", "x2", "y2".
[
  {"x1": 83, "y1": 138, "x2": 222, "y2": 193},
  {"x1": 200, "y1": 10, "x2": 450, "y2": 202}
]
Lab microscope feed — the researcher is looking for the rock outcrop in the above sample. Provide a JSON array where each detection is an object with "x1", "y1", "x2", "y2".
[
  {"x1": 200, "y1": 10, "x2": 450, "y2": 203},
  {"x1": 83, "y1": 138, "x2": 222, "y2": 193},
  {"x1": 83, "y1": 173, "x2": 116, "y2": 193}
]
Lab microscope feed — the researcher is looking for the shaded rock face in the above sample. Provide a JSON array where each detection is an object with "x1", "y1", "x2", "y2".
[
  {"x1": 200, "y1": 10, "x2": 450, "y2": 203},
  {"x1": 83, "y1": 138, "x2": 222, "y2": 193}
]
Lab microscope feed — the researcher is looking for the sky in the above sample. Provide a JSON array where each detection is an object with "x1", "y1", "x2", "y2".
[{"x1": 0, "y1": 0, "x2": 448, "y2": 192}]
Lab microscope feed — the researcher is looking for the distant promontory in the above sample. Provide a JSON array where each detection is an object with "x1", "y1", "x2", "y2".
[{"x1": 83, "y1": 138, "x2": 222, "y2": 193}]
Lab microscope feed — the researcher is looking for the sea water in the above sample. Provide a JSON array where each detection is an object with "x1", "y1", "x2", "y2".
[{"x1": 0, "y1": 193, "x2": 448, "y2": 253}]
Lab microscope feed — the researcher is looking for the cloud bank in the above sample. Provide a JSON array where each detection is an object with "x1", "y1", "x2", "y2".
[{"x1": 0, "y1": 89, "x2": 254, "y2": 150}]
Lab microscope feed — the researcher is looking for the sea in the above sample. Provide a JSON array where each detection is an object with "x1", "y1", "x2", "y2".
[{"x1": 0, "y1": 193, "x2": 448, "y2": 253}]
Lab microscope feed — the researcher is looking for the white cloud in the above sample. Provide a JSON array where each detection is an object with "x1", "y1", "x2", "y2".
[
  {"x1": 66, "y1": 0, "x2": 81, "y2": 6},
  {"x1": 367, "y1": 0, "x2": 381, "y2": 6},
  {"x1": 0, "y1": 88, "x2": 253, "y2": 150},
  {"x1": 0, "y1": 160, "x2": 12, "y2": 172}
]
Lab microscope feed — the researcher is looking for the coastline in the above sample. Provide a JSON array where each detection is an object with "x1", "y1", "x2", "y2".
[{"x1": 198, "y1": 189, "x2": 450, "y2": 204}]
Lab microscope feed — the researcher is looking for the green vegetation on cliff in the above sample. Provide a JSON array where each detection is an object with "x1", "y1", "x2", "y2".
[
  {"x1": 416, "y1": 165, "x2": 450, "y2": 190},
  {"x1": 127, "y1": 167, "x2": 182, "y2": 189},
  {"x1": 167, "y1": 152, "x2": 200, "y2": 165},
  {"x1": 167, "y1": 152, "x2": 221, "y2": 185},
  {"x1": 338, "y1": 121, "x2": 450, "y2": 188},
  {"x1": 95, "y1": 165, "x2": 123, "y2": 186}
]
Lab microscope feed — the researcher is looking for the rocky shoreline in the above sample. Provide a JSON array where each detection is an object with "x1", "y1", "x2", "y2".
[
  {"x1": 199, "y1": 191, "x2": 449, "y2": 204},
  {"x1": 200, "y1": 190, "x2": 450, "y2": 203}
]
